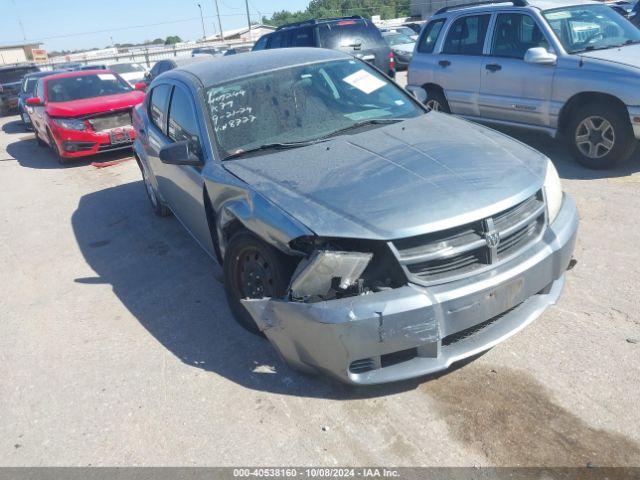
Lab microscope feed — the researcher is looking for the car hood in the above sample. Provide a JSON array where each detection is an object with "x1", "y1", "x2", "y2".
[
  {"x1": 45, "y1": 91, "x2": 145, "y2": 117},
  {"x1": 579, "y1": 43, "x2": 640, "y2": 69},
  {"x1": 224, "y1": 114, "x2": 548, "y2": 240}
]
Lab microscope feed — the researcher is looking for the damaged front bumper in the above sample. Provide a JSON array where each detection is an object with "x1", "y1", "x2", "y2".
[{"x1": 243, "y1": 196, "x2": 579, "y2": 385}]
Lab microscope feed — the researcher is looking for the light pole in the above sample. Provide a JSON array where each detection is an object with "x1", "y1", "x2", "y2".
[
  {"x1": 213, "y1": 0, "x2": 224, "y2": 42},
  {"x1": 244, "y1": 0, "x2": 252, "y2": 41},
  {"x1": 197, "y1": 3, "x2": 207, "y2": 40}
]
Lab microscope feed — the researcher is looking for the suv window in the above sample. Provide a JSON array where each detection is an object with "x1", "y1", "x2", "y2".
[
  {"x1": 442, "y1": 14, "x2": 490, "y2": 55},
  {"x1": 289, "y1": 27, "x2": 315, "y2": 47},
  {"x1": 491, "y1": 13, "x2": 549, "y2": 58},
  {"x1": 418, "y1": 19, "x2": 445, "y2": 53},
  {"x1": 167, "y1": 87, "x2": 201, "y2": 156},
  {"x1": 253, "y1": 34, "x2": 269, "y2": 50},
  {"x1": 149, "y1": 84, "x2": 172, "y2": 134},
  {"x1": 318, "y1": 20, "x2": 385, "y2": 49},
  {"x1": 268, "y1": 31, "x2": 290, "y2": 48}
]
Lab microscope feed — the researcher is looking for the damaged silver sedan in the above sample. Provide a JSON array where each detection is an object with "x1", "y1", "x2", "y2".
[{"x1": 132, "y1": 48, "x2": 578, "y2": 384}]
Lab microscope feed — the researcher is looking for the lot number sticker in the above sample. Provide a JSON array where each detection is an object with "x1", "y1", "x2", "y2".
[{"x1": 342, "y1": 69, "x2": 387, "y2": 94}]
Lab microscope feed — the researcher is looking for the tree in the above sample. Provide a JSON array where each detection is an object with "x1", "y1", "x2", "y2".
[
  {"x1": 263, "y1": 0, "x2": 411, "y2": 26},
  {"x1": 151, "y1": 38, "x2": 164, "y2": 45},
  {"x1": 164, "y1": 35, "x2": 183, "y2": 45}
]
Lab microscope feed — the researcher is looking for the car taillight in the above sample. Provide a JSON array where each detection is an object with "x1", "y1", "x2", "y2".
[{"x1": 388, "y1": 51, "x2": 396, "y2": 72}]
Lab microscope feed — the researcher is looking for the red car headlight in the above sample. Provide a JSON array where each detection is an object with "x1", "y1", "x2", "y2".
[{"x1": 52, "y1": 118, "x2": 87, "y2": 131}]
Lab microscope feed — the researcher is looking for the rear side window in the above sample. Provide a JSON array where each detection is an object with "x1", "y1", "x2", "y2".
[
  {"x1": 267, "y1": 31, "x2": 290, "y2": 48},
  {"x1": 318, "y1": 21, "x2": 385, "y2": 49},
  {"x1": 167, "y1": 87, "x2": 201, "y2": 157},
  {"x1": 149, "y1": 84, "x2": 172, "y2": 134},
  {"x1": 253, "y1": 34, "x2": 269, "y2": 50},
  {"x1": 289, "y1": 27, "x2": 315, "y2": 47},
  {"x1": 418, "y1": 19, "x2": 445, "y2": 53},
  {"x1": 442, "y1": 14, "x2": 490, "y2": 55}
]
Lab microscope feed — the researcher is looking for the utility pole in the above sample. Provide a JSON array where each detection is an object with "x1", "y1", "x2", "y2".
[
  {"x1": 197, "y1": 3, "x2": 207, "y2": 40},
  {"x1": 244, "y1": 0, "x2": 252, "y2": 42},
  {"x1": 214, "y1": 0, "x2": 224, "y2": 42}
]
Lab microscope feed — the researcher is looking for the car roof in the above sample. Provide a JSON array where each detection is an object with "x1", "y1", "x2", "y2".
[
  {"x1": 433, "y1": 0, "x2": 599, "y2": 15},
  {"x1": 24, "y1": 70, "x2": 64, "y2": 79},
  {"x1": 41, "y1": 69, "x2": 118, "y2": 82},
  {"x1": 0, "y1": 64, "x2": 39, "y2": 72},
  {"x1": 170, "y1": 56, "x2": 210, "y2": 66},
  {"x1": 175, "y1": 48, "x2": 350, "y2": 88}
]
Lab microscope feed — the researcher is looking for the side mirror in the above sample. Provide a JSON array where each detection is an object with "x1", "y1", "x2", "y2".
[
  {"x1": 159, "y1": 140, "x2": 203, "y2": 167},
  {"x1": 405, "y1": 86, "x2": 428, "y2": 104},
  {"x1": 134, "y1": 82, "x2": 147, "y2": 91},
  {"x1": 524, "y1": 47, "x2": 557, "y2": 65},
  {"x1": 26, "y1": 97, "x2": 44, "y2": 107}
]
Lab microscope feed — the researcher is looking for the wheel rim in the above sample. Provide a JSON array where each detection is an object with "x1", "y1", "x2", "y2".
[
  {"x1": 575, "y1": 116, "x2": 615, "y2": 159},
  {"x1": 425, "y1": 99, "x2": 441, "y2": 112},
  {"x1": 234, "y1": 248, "x2": 275, "y2": 299},
  {"x1": 141, "y1": 165, "x2": 158, "y2": 207}
]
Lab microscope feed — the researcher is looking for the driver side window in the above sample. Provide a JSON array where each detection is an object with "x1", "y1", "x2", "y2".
[{"x1": 491, "y1": 13, "x2": 550, "y2": 59}]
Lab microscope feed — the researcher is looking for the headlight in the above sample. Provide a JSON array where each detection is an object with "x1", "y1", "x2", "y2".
[
  {"x1": 52, "y1": 118, "x2": 86, "y2": 131},
  {"x1": 544, "y1": 160, "x2": 563, "y2": 223},
  {"x1": 290, "y1": 250, "x2": 372, "y2": 300}
]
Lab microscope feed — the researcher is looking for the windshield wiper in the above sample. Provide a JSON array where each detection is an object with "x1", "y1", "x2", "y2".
[
  {"x1": 581, "y1": 40, "x2": 639, "y2": 52},
  {"x1": 223, "y1": 140, "x2": 320, "y2": 160},
  {"x1": 319, "y1": 118, "x2": 405, "y2": 140}
]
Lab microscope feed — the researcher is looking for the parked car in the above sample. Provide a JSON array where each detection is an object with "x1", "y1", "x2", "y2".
[
  {"x1": 606, "y1": 0, "x2": 635, "y2": 16},
  {"x1": 54, "y1": 62, "x2": 84, "y2": 70},
  {"x1": 630, "y1": 0, "x2": 640, "y2": 25},
  {"x1": 191, "y1": 47, "x2": 223, "y2": 57},
  {"x1": 403, "y1": 21, "x2": 426, "y2": 35},
  {"x1": 252, "y1": 16, "x2": 396, "y2": 77},
  {"x1": 109, "y1": 62, "x2": 148, "y2": 86},
  {"x1": 0, "y1": 64, "x2": 40, "y2": 116},
  {"x1": 26, "y1": 69, "x2": 145, "y2": 163},
  {"x1": 18, "y1": 70, "x2": 64, "y2": 129},
  {"x1": 132, "y1": 48, "x2": 578, "y2": 385},
  {"x1": 381, "y1": 26, "x2": 419, "y2": 40},
  {"x1": 144, "y1": 56, "x2": 210, "y2": 84},
  {"x1": 223, "y1": 46, "x2": 252, "y2": 56},
  {"x1": 382, "y1": 31, "x2": 416, "y2": 69},
  {"x1": 80, "y1": 64, "x2": 108, "y2": 70},
  {"x1": 408, "y1": 0, "x2": 640, "y2": 169}
]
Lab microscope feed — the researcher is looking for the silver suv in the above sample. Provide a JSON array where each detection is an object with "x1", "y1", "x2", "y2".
[{"x1": 408, "y1": 0, "x2": 640, "y2": 169}]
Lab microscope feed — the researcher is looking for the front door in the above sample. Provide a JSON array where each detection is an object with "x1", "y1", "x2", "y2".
[
  {"x1": 434, "y1": 13, "x2": 491, "y2": 117},
  {"x1": 479, "y1": 12, "x2": 556, "y2": 127}
]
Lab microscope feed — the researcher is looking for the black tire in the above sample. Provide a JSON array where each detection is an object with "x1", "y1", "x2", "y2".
[
  {"x1": 139, "y1": 160, "x2": 169, "y2": 217},
  {"x1": 47, "y1": 130, "x2": 64, "y2": 165},
  {"x1": 424, "y1": 88, "x2": 450, "y2": 113},
  {"x1": 567, "y1": 102, "x2": 637, "y2": 169},
  {"x1": 35, "y1": 131, "x2": 46, "y2": 147},
  {"x1": 223, "y1": 231, "x2": 293, "y2": 334}
]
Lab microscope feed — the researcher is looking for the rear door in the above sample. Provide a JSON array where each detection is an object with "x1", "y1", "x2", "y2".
[
  {"x1": 434, "y1": 13, "x2": 491, "y2": 116},
  {"x1": 317, "y1": 20, "x2": 392, "y2": 74},
  {"x1": 478, "y1": 12, "x2": 555, "y2": 127},
  {"x1": 30, "y1": 79, "x2": 47, "y2": 138}
]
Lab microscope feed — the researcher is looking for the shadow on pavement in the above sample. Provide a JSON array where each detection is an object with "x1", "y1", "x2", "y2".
[
  {"x1": 2, "y1": 119, "x2": 28, "y2": 135},
  {"x1": 6, "y1": 136, "x2": 132, "y2": 170},
  {"x1": 71, "y1": 180, "x2": 434, "y2": 399},
  {"x1": 494, "y1": 126, "x2": 640, "y2": 181}
]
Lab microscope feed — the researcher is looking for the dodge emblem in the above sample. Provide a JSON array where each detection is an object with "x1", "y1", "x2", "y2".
[{"x1": 485, "y1": 231, "x2": 501, "y2": 248}]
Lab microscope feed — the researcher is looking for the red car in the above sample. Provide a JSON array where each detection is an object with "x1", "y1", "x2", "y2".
[{"x1": 26, "y1": 70, "x2": 145, "y2": 163}]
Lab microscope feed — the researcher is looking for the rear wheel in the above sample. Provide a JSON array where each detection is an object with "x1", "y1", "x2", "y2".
[
  {"x1": 567, "y1": 103, "x2": 636, "y2": 169},
  {"x1": 424, "y1": 88, "x2": 450, "y2": 113},
  {"x1": 139, "y1": 160, "x2": 169, "y2": 217},
  {"x1": 223, "y1": 231, "x2": 293, "y2": 334}
]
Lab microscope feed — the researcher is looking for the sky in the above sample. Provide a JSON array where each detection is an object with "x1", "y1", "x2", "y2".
[{"x1": 0, "y1": 0, "x2": 309, "y2": 52}]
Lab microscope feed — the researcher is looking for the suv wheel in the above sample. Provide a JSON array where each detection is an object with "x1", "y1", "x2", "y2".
[
  {"x1": 424, "y1": 89, "x2": 450, "y2": 113},
  {"x1": 223, "y1": 231, "x2": 293, "y2": 334},
  {"x1": 568, "y1": 103, "x2": 636, "y2": 169},
  {"x1": 139, "y1": 160, "x2": 169, "y2": 217}
]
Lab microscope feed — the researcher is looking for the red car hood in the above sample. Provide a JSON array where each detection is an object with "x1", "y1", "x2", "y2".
[{"x1": 46, "y1": 91, "x2": 145, "y2": 118}]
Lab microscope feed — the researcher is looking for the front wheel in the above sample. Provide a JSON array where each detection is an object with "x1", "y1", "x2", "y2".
[
  {"x1": 567, "y1": 103, "x2": 636, "y2": 169},
  {"x1": 139, "y1": 160, "x2": 169, "y2": 217},
  {"x1": 223, "y1": 231, "x2": 293, "y2": 334},
  {"x1": 47, "y1": 130, "x2": 64, "y2": 165}
]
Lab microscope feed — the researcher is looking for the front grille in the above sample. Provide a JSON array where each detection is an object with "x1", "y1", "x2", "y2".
[
  {"x1": 392, "y1": 191, "x2": 546, "y2": 284},
  {"x1": 88, "y1": 110, "x2": 132, "y2": 132}
]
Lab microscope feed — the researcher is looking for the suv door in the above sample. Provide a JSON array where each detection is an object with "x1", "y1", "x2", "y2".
[
  {"x1": 479, "y1": 12, "x2": 555, "y2": 127},
  {"x1": 151, "y1": 83, "x2": 213, "y2": 252},
  {"x1": 435, "y1": 14, "x2": 491, "y2": 116}
]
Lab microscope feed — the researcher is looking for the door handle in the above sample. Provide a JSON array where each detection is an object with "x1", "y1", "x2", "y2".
[
  {"x1": 485, "y1": 63, "x2": 502, "y2": 72},
  {"x1": 438, "y1": 60, "x2": 451, "y2": 68}
]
